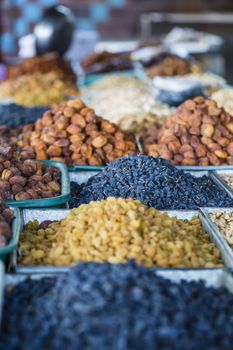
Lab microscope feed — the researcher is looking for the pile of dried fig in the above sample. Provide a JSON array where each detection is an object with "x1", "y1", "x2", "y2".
[
  {"x1": 19, "y1": 99, "x2": 138, "y2": 166},
  {"x1": 0, "y1": 147, "x2": 61, "y2": 201},
  {"x1": 142, "y1": 96, "x2": 233, "y2": 166},
  {"x1": 0, "y1": 202, "x2": 14, "y2": 247}
]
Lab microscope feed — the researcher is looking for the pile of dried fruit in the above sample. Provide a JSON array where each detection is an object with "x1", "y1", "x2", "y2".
[
  {"x1": 2, "y1": 261, "x2": 233, "y2": 349},
  {"x1": 142, "y1": 96, "x2": 233, "y2": 166},
  {"x1": 69, "y1": 155, "x2": 233, "y2": 209},
  {"x1": 81, "y1": 50, "x2": 132, "y2": 74},
  {"x1": 0, "y1": 72, "x2": 79, "y2": 107},
  {"x1": 0, "y1": 147, "x2": 61, "y2": 201},
  {"x1": 84, "y1": 76, "x2": 173, "y2": 133},
  {"x1": 209, "y1": 211, "x2": 233, "y2": 247},
  {"x1": 145, "y1": 54, "x2": 201, "y2": 78},
  {"x1": 0, "y1": 202, "x2": 14, "y2": 247},
  {"x1": 19, "y1": 99, "x2": 138, "y2": 166},
  {"x1": 19, "y1": 197, "x2": 223, "y2": 268},
  {"x1": 218, "y1": 174, "x2": 233, "y2": 189},
  {"x1": 6, "y1": 53, "x2": 76, "y2": 83},
  {"x1": 0, "y1": 125, "x2": 19, "y2": 148},
  {"x1": 212, "y1": 88, "x2": 233, "y2": 116}
]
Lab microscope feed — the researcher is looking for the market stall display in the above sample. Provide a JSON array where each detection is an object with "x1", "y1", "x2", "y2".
[
  {"x1": 19, "y1": 99, "x2": 138, "y2": 166},
  {"x1": 1, "y1": 23, "x2": 233, "y2": 350},
  {"x1": 0, "y1": 104, "x2": 48, "y2": 128},
  {"x1": 0, "y1": 202, "x2": 14, "y2": 248},
  {"x1": 80, "y1": 50, "x2": 133, "y2": 74},
  {"x1": 69, "y1": 155, "x2": 233, "y2": 209},
  {"x1": 2, "y1": 262, "x2": 233, "y2": 349},
  {"x1": 0, "y1": 72, "x2": 79, "y2": 107},
  {"x1": 19, "y1": 198, "x2": 224, "y2": 268},
  {"x1": 6, "y1": 53, "x2": 76, "y2": 84},
  {"x1": 83, "y1": 75, "x2": 173, "y2": 133},
  {"x1": 145, "y1": 53, "x2": 201, "y2": 78},
  {"x1": 208, "y1": 210, "x2": 233, "y2": 248},
  {"x1": 0, "y1": 147, "x2": 61, "y2": 201},
  {"x1": 212, "y1": 88, "x2": 233, "y2": 116},
  {"x1": 141, "y1": 96, "x2": 233, "y2": 166}
]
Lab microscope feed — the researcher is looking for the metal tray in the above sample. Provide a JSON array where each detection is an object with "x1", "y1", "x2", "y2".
[
  {"x1": 210, "y1": 170, "x2": 233, "y2": 199},
  {"x1": 155, "y1": 269, "x2": 233, "y2": 293},
  {"x1": 9, "y1": 209, "x2": 233, "y2": 274},
  {"x1": 6, "y1": 160, "x2": 71, "y2": 208},
  {"x1": 4, "y1": 268, "x2": 233, "y2": 293},
  {"x1": 200, "y1": 207, "x2": 233, "y2": 255},
  {"x1": 0, "y1": 207, "x2": 21, "y2": 261}
]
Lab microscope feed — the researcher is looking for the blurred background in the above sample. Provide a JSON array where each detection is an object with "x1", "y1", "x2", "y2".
[{"x1": 1, "y1": 0, "x2": 233, "y2": 80}]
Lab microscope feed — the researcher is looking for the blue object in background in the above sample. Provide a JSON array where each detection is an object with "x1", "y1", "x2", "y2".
[{"x1": 89, "y1": 3, "x2": 110, "y2": 22}]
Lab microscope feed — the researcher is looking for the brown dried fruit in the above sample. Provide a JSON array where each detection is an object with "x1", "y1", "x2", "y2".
[
  {"x1": 15, "y1": 192, "x2": 31, "y2": 200},
  {"x1": 9, "y1": 176, "x2": 27, "y2": 187},
  {"x1": 81, "y1": 144, "x2": 93, "y2": 158},
  {"x1": 227, "y1": 142, "x2": 233, "y2": 156},
  {"x1": 71, "y1": 114, "x2": 86, "y2": 128},
  {"x1": 195, "y1": 144, "x2": 207, "y2": 157},
  {"x1": 214, "y1": 150, "x2": 228, "y2": 159},
  {"x1": 67, "y1": 124, "x2": 82, "y2": 135},
  {"x1": 47, "y1": 145, "x2": 62, "y2": 157},
  {"x1": 0, "y1": 222, "x2": 11, "y2": 239},
  {"x1": 200, "y1": 123, "x2": 214, "y2": 137},
  {"x1": 92, "y1": 136, "x2": 108, "y2": 148},
  {"x1": 36, "y1": 149, "x2": 47, "y2": 160},
  {"x1": 48, "y1": 181, "x2": 61, "y2": 193},
  {"x1": 11, "y1": 184, "x2": 23, "y2": 195}
]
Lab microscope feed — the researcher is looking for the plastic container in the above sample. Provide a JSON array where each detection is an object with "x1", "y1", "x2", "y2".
[
  {"x1": 6, "y1": 160, "x2": 70, "y2": 208},
  {"x1": 0, "y1": 207, "x2": 20, "y2": 261}
]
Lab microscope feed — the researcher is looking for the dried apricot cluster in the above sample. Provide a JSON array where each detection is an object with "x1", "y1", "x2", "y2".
[
  {"x1": 142, "y1": 97, "x2": 233, "y2": 166},
  {"x1": 19, "y1": 99, "x2": 138, "y2": 166}
]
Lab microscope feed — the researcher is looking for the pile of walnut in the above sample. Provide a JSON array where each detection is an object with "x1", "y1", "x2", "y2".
[
  {"x1": 19, "y1": 99, "x2": 138, "y2": 167},
  {"x1": 141, "y1": 96, "x2": 233, "y2": 166},
  {"x1": 0, "y1": 202, "x2": 14, "y2": 247},
  {"x1": 0, "y1": 147, "x2": 61, "y2": 201}
]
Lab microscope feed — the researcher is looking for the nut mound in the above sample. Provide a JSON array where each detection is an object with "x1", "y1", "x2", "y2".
[
  {"x1": 19, "y1": 99, "x2": 138, "y2": 166},
  {"x1": 0, "y1": 147, "x2": 61, "y2": 201},
  {"x1": 142, "y1": 96, "x2": 233, "y2": 166},
  {"x1": 19, "y1": 197, "x2": 223, "y2": 268}
]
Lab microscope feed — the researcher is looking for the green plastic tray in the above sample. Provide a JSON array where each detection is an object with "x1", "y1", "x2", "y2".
[
  {"x1": 0, "y1": 207, "x2": 21, "y2": 261},
  {"x1": 68, "y1": 165, "x2": 104, "y2": 172},
  {"x1": 6, "y1": 160, "x2": 71, "y2": 208},
  {"x1": 84, "y1": 70, "x2": 134, "y2": 86}
]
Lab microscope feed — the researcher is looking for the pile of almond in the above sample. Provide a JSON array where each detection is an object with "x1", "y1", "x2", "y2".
[
  {"x1": 142, "y1": 96, "x2": 233, "y2": 166},
  {"x1": 19, "y1": 99, "x2": 138, "y2": 167}
]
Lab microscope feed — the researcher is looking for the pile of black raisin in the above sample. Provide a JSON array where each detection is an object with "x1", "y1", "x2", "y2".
[
  {"x1": 69, "y1": 155, "x2": 233, "y2": 209},
  {"x1": 0, "y1": 103, "x2": 47, "y2": 128},
  {"x1": 2, "y1": 261, "x2": 233, "y2": 350}
]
